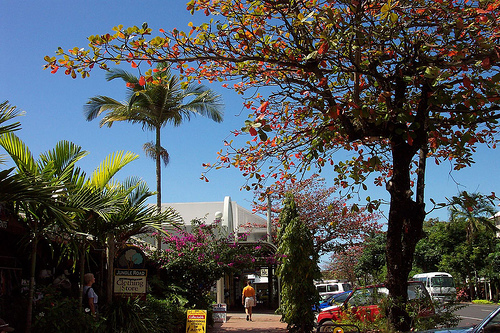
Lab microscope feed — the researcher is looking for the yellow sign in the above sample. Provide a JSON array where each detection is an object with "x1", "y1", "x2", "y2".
[
  {"x1": 333, "y1": 327, "x2": 344, "y2": 333},
  {"x1": 186, "y1": 309, "x2": 207, "y2": 333}
]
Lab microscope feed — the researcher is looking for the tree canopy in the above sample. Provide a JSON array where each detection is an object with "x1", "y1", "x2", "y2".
[{"x1": 45, "y1": 0, "x2": 500, "y2": 329}]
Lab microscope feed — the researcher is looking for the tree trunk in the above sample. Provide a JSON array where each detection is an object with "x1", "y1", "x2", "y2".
[
  {"x1": 385, "y1": 141, "x2": 425, "y2": 331},
  {"x1": 78, "y1": 246, "x2": 85, "y2": 312},
  {"x1": 25, "y1": 235, "x2": 38, "y2": 333},
  {"x1": 106, "y1": 233, "x2": 115, "y2": 304},
  {"x1": 156, "y1": 126, "x2": 162, "y2": 252}
]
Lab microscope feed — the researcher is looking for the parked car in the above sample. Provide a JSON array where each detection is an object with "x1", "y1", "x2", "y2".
[
  {"x1": 419, "y1": 306, "x2": 500, "y2": 333},
  {"x1": 315, "y1": 280, "x2": 353, "y2": 299},
  {"x1": 317, "y1": 281, "x2": 434, "y2": 329},
  {"x1": 313, "y1": 290, "x2": 352, "y2": 312}
]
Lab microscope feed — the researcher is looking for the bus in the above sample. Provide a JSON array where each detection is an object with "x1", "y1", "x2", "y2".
[{"x1": 412, "y1": 272, "x2": 456, "y2": 302}]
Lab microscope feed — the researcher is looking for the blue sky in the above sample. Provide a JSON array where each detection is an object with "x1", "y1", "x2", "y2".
[{"x1": 1, "y1": 0, "x2": 499, "y2": 224}]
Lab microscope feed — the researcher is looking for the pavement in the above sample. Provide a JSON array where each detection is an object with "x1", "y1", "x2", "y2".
[{"x1": 207, "y1": 311, "x2": 288, "y2": 333}]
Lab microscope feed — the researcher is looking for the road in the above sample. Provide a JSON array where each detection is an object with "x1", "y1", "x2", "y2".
[{"x1": 456, "y1": 303, "x2": 498, "y2": 327}]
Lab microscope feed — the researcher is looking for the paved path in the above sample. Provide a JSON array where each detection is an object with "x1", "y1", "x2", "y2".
[{"x1": 208, "y1": 311, "x2": 288, "y2": 332}]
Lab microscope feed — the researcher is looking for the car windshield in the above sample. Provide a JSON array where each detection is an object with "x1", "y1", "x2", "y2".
[
  {"x1": 408, "y1": 283, "x2": 430, "y2": 300},
  {"x1": 347, "y1": 283, "x2": 429, "y2": 307},
  {"x1": 431, "y1": 277, "x2": 455, "y2": 288},
  {"x1": 483, "y1": 308, "x2": 500, "y2": 333},
  {"x1": 343, "y1": 283, "x2": 352, "y2": 291},
  {"x1": 348, "y1": 288, "x2": 376, "y2": 306},
  {"x1": 329, "y1": 292, "x2": 351, "y2": 304}
]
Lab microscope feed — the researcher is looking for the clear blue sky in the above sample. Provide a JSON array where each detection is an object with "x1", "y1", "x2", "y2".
[{"x1": 1, "y1": 0, "x2": 498, "y2": 223}]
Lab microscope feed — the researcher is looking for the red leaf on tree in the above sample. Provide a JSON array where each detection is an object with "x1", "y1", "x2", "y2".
[
  {"x1": 257, "y1": 101, "x2": 269, "y2": 113},
  {"x1": 318, "y1": 41, "x2": 329, "y2": 55},
  {"x1": 249, "y1": 127, "x2": 258, "y2": 136},
  {"x1": 318, "y1": 77, "x2": 328, "y2": 87},
  {"x1": 463, "y1": 76, "x2": 472, "y2": 89},
  {"x1": 407, "y1": 133, "x2": 413, "y2": 146},
  {"x1": 131, "y1": 61, "x2": 138, "y2": 68},
  {"x1": 482, "y1": 57, "x2": 491, "y2": 70},
  {"x1": 139, "y1": 76, "x2": 146, "y2": 86}
]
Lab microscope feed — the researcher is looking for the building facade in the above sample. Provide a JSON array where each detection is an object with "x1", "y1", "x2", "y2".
[{"x1": 146, "y1": 196, "x2": 279, "y2": 310}]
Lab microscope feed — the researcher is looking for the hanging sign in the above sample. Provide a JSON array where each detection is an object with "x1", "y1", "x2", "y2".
[{"x1": 113, "y1": 269, "x2": 147, "y2": 295}]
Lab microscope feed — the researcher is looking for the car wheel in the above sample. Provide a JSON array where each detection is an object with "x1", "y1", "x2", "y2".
[{"x1": 318, "y1": 320, "x2": 335, "y2": 332}]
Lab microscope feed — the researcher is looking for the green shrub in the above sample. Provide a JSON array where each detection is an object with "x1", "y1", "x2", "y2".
[
  {"x1": 32, "y1": 287, "x2": 104, "y2": 333},
  {"x1": 143, "y1": 295, "x2": 187, "y2": 333},
  {"x1": 102, "y1": 294, "x2": 189, "y2": 333},
  {"x1": 412, "y1": 300, "x2": 466, "y2": 330},
  {"x1": 472, "y1": 299, "x2": 495, "y2": 305}
]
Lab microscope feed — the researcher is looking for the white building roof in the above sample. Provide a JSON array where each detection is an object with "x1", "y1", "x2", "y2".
[{"x1": 138, "y1": 197, "x2": 270, "y2": 249}]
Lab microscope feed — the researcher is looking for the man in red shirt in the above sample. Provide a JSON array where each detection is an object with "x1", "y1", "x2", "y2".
[{"x1": 242, "y1": 280, "x2": 256, "y2": 321}]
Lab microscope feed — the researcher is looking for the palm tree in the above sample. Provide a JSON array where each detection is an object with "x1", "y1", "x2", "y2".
[
  {"x1": 84, "y1": 66, "x2": 224, "y2": 250},
  {"x1": 76, "y1": 155, "x2": 182, "y2": 304},
  {"x1": 0, "y1": 134, "x2": 89, "y2": 331},
  {"x1": 449, "y1": 191, "x2": 497, "y2": 242},
  {"x1": 448, "y1": 191, "x2": 497, "y2": 299}
]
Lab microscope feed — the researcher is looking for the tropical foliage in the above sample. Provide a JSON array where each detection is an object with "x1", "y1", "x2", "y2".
[
  {"x1": 0, "y1": 104, "x2": 183, "y2": 330},
  {"x1": 148, "y1": 218, "x2": 275, "y2": 310},
  {"x1": 412, "y1": 192, "x2": 499, "y2": 301},
  {"x1": 45, "y1": 1, "x2": 500, "y2": 328},
  {"x1": 256, "y1": 176, "x2": 382, "y2": 256}
]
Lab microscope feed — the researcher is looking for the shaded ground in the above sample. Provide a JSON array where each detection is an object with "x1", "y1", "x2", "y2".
[{"x1": 208, "y1": 311, "x2": 288, "y2": 333}]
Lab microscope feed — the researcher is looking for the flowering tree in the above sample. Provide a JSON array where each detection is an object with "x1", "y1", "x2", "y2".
[
  {"x1": 255, "y1": 176, "x2": 382, "y2": 256},
  {"x1": 324, "y1": 245, "x2": 363, "y2": 283},
  {"x1": 148, "y1": 219, "x2": 275, "y2": 309},
  {"x1": 45, "y1": 0, "x2": 500, "y2": 329}
]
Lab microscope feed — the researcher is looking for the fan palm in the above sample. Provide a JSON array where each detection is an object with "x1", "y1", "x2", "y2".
[{"x1": 84, "y1": 66, "x2": 224, "y2": 248}]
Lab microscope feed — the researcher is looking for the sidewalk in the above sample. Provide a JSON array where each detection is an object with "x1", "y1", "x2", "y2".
[{"x1": 208, "y1": 311, "x2": 288, "y2": 333}]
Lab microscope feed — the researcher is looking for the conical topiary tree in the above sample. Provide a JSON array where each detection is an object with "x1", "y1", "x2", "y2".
[{"x1": 276, "y1": 193, "x2": 321, "y2": 333}]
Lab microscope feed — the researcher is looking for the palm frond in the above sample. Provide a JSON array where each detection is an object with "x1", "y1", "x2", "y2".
[
  {"x1": 88, "y1": 151, "x2": 139, "y2": 190},
  {"x1": 143, "y1": 141, "x2": 170, "y2": 166},
  {"x1": 39, "y1": 141, "x2": 88, "y2": 179},
  {"x1": 0, "y1": 132, "x2": 37, "y2": 175},
  {"x1": 0, "y1": 101, "x2": 24, "y2": 135},
  {"x1": 83, "y1": 96, "x2": 127, "y2": 124}
]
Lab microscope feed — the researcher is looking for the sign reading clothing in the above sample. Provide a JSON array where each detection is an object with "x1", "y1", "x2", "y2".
[
  {"x1": 114, "y1": 269, "x2": 147, "y2": 294},
  {"x1": 186, "y1": 309, "x2": 207, "y2": 333}
]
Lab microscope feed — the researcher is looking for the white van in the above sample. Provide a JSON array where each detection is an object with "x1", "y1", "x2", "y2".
[
  {"x1": 315, "y1": 280, "x2": 352, "y2": 300},
  {"x1": 412, "y1": 272, "x2": 456, "y2": 302}
]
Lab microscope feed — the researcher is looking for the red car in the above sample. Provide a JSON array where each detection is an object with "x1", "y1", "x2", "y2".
[{"x1": 317, "y1": 281, "x2": 434, "y2": 328}]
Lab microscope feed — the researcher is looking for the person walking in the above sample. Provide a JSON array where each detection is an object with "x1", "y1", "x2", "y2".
[
  {"x1": 83, "y1": 273, "x2": 98, "y2": 317},
  {"x1": 242, "y1": 280, "x2": 256, "y2": 321}
]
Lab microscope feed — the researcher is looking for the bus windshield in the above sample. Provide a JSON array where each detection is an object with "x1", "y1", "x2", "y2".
[{"x1": 431, "y1": 276, "x2": 455, "y2": 288}]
